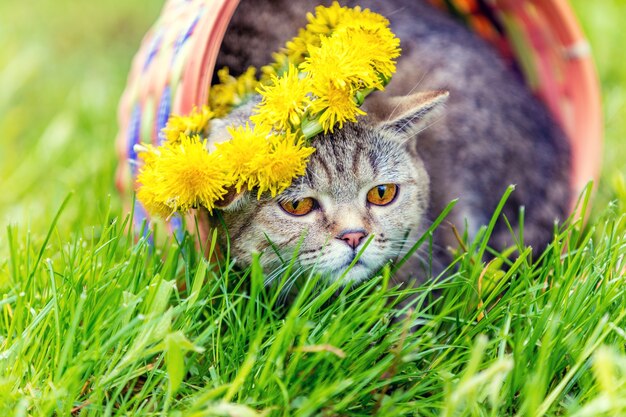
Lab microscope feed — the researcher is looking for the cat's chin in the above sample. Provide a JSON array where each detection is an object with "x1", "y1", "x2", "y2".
[
  {"x1": 325, "y1": 263, "x2": 376, "y2": 286},
  {"x1": 313, "y1": 247, "x2": 391, "y2": 286}
]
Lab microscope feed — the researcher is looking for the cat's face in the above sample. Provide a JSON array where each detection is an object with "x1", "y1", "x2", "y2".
[
  {"x1": 218, "y1": 123, "x2": 429, "y2": 284},
  {"x1": 211, "y1": 90, "x2": 447, "y2": 285}
]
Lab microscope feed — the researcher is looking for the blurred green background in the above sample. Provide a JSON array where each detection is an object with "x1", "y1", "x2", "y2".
[{"x1": 0, "y1": 0, "x2": 624, "y2": 236}]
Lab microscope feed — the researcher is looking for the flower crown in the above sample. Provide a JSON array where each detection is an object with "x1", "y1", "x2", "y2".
[{"x1": 136, "y1": 2, "x2": 401, "y2": 219}]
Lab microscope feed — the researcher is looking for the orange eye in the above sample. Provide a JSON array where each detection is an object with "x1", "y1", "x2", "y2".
[
  {"x1": 279, "y1": 198, "x2": 316, "y2": 216},
  {"x1": 367, "y1": 184, "x2": 398, "y2": 206}
]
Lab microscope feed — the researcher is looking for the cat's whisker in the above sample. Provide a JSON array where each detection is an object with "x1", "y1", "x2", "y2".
[
  {"x1": 277, "y1": 265, "x2": 313, "y2": 304},
  {"x1": 263, "y1": 267, "x2": 286, "y2": 287},
  {"x1": 264, "y1": 263, "x2": 293, "y2": 286},
  {"x1": 383, "y1": 6, "x2": 408, "y2": 18},
  {"x1": 267, "y1": 261, "x2": 301, "y2": 289}
]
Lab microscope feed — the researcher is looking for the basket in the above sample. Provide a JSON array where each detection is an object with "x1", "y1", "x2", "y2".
[{"x1": 115, "y1": 0, "x2": 602, "y2": 233}]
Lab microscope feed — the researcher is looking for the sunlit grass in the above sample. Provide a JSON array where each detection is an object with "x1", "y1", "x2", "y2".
[
  {"x1": 570, "y1": 0, "x2": 626, "y2": 212},
  {"x1": 1, "y1": 192, "x2": 625, "y2": 416}
]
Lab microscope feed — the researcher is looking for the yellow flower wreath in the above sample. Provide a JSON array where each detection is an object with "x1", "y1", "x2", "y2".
[{"x1": 136, "y1": 2, "x2": 401, "y2": 219}]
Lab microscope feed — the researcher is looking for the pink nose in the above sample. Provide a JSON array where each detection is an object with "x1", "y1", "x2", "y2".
[{"x1": 337, "y1": 230, "x2": 367, "y2": 249}]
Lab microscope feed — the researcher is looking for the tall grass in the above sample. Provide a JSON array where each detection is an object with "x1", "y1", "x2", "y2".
[{"x1": 1, "y1": 190, "x2": 625, "y2": 416}]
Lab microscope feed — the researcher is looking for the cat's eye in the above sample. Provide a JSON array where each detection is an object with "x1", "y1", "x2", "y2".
[
  {"x1": 279, "y1": 198, "x2": 316, "y2": 216},
  {"x1": 367, "y1": 184, "x2": 398, "y2": 206}
]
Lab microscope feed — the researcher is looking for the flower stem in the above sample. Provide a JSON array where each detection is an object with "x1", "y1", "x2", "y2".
[{"x1": 300, "y1": 118, "x2": 323, "y2": 139}]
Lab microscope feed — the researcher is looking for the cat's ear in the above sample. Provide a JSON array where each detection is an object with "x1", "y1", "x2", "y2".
[{"x1": 367, "y1": 90, "x2": 449, "y2": 142}]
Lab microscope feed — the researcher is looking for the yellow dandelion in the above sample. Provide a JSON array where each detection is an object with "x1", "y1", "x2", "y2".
[
  {"x1": 209, "y1": 67, "x2": 258, "y2": 117},
  {"x1": 251, "y1": 64, "x2": 312, "y2": 131},
  {"x1": 251, "y1": 133, "x2": 315, "y2": 197},
  {"x1": 208, "y1": 73, "x2": 236, "y2": 117},
  {"x1": 135, "y1": 143, "x2": 160, "y2": 165},
  {"x1": 161, "y1": 105, "x2": 214, "y2": 144},
  {"x1": 303, "y1": 2, "x2": 391, "y2": 42},
  {"x1": 262, "y1": 28, "x2": 319, "y2": 80},
  {"x1": 265, "y1": 3, "x2": 398, "y2": 86},
  {"x1": 334, "y1": 26, "x2": 400, "y2": 81},
  {"x1": 137, "y1": 2, "x2": 404, "y2": 216},
  {"x1": 236, "y1": 66, "x2": 258, "y2": 95},
  {"x1": 264, "y1": 58, "x2": 293, "y2": 83},
  {"x1": 136, "y1": 149, "x2": 175, "y2": 219},
  {"x1": 340, "y1": 6, "x2": 391, "y2": 32},
  {"x1": 305, "y1": 2, "x2": 351, "y2": 36},
  {"x1": 137, "y1": 186, "x2": 174, "y2": 219},
  {"x1": 261, "y1": 52, "x2": 287, "y2": 82},
  {"x1": 284, "y1": 28, "x2": 320, "y2": 63},
  {"x1": 137, "y1": 135, "x2": 231, "y2": 215},
  {"x1": 159, "y1": 135, "x2": 232, "y2": 212},
  {"x1": 216, "y1": 123, "x2": 271, "y2": 192},
  {"x1": 301, "y1": 32, "x2": 381, "y2": 91},
  {"x1": 309, "y1": 81, "x2": 366, "y2": 133}
]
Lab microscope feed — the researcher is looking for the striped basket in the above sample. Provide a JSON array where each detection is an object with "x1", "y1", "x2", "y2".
[{"x1": 115, "y1": 0, "x2": 602, "y2": 234}]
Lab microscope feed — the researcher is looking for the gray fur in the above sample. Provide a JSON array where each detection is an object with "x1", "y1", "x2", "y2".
[{"x1": 208, "y1": 0, "x2": 571, "y2": 286}]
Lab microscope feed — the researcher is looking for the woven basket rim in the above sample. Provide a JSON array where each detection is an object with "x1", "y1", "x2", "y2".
[{"x1": 115, "y1": 0, "x2": 603, "y2": 224}]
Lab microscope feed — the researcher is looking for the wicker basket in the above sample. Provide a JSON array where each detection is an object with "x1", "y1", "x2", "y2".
[{"x1": 115, "y1": 0, "x2": 602, "y2": 233}]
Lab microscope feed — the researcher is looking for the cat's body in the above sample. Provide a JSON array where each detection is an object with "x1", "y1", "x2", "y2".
[{"x1": 208, "y1": 0, "x2": 571, "y2": 286}]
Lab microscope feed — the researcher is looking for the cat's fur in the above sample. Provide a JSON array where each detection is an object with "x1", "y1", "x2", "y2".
[{"x1": 207, "y1": 0, "x2": 571, "y2": 286}]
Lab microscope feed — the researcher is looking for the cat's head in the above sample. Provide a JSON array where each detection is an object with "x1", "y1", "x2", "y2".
[{"x1": 209, "y1": 90, "x2": 448, "y2": 285}]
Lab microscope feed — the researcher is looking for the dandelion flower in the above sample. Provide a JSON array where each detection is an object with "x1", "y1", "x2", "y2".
[
  {"x1": 334, "y1": 26, "x2": 400, "y2": 81},
  {"x1": 263, "y1": 3, "x2": 398, "y2": 85},
  {"x1": 160, "y1": 135, "x2": 232, "y2": 212},
  {"x1": 261, "y1": 52, "x2": 288, "y2": 82},
  {"x1": 305, "y1": 2, "x2": 350, "y2": 36},
  {"x1": 252, "y1": 64, "x2": 312, "y2": 131},
  {"x1": 341, "y1": 6, "x2": 391, "y2": 32},
  {"x1": 301, "y1": 32, "x2": 381, "y2": 91},
  {"x1": 216, "y1": 123, "x2": 271, "y2": 192},
  {"x1": 209, "y1": 67, "x2": 258, "y2": 117},
  {"x1": 162, "y1": 106, "x2": 214, "y2": 144},
  {"x1": 136, "y1": 148, "x2": 175, "y2": 219},
  {"x1": 303, "y1": 2, "x2": 391, "y2": 45},
  {"x1": 252, "y1": 133, "x2": 315, "y2": 197},
  {"x1": 262, "y1": 29, "x2": 318, "y2": 80},
  {"x1": 137, "y1": 135, "x2": 231, "y2": 216},
  {"x1": 137, "y1": 2, "x2": 402, "y2": 216},
  {"x1": 309, "y1": 80, "x2": 366, "y2": 133},
  {"x1": 284, "y1": 28, "x2": 320, "y2": 63}
]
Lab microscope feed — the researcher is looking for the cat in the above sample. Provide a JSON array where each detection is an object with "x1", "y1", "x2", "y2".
[{"x1": 206, "y1": 0, "x2": 571, "y2": 287}]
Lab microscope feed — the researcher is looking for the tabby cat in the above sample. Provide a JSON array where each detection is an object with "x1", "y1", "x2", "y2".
[{"x1": 207, "y1": 0, "x2": 571, "y2": 287}]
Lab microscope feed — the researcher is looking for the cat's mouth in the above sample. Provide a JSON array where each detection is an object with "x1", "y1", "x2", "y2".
[
  {"x1": 292, "y1": 243, "x2": 392, "y2": 285},
  {"x1": 343, "y1": 256, "x2": 364, "y2": 268},
  {"x1": 336, "y1": 252, "x2": 368, "y2": 270},
  {"x1": 325, "y1": 255, "x2": 375, "y2": 284}
]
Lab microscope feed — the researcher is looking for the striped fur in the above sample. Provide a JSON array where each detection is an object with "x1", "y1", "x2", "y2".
[
  {"x1": 212, "y1": 103, "x2": 437, "y2": 285},
  {"x1": 208, "y1": 0, "x2": 571, "y2": 289}
]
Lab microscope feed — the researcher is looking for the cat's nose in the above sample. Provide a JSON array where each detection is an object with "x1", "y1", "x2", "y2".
[{"x1": 337, "y1": 229, "x2": 368, "y2": 249}]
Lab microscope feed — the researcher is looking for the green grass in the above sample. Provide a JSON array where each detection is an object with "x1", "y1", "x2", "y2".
[
  {"x1": 1, "y1": 1, "x2": 626, "y2": 416},
  {"x1": 2, "y1": 191, "x2": 625, "y2": 416}
]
